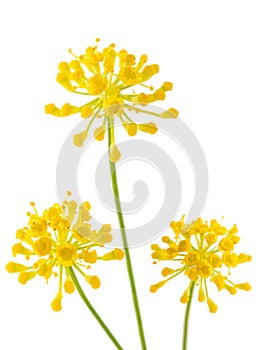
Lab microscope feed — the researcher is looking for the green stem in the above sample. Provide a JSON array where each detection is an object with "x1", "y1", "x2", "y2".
[
  {"x1": 107, "y1": 118, "x2": 148, "y2": 350},
  {"x1": 68, "y1": 266, "x2": 124, "y2": 350},
  {"x1": 182, "y1": 281, "x2": 195, "y2": 350}
]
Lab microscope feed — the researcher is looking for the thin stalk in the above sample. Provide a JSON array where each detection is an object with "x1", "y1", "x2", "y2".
[
  {"x1": 107, "y1": 118, "x2": 147, "y2": 350},
  {"x1": 182, "y1": 281, "x2": 195, "y2": 350},
  {"x1": 68, "y1": 266, "x2": 123, "y2": 350}
]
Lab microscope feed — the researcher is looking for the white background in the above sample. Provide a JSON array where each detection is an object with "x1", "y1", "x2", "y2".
[{"x1": 0, "y1": 1, "x2": 264, "y2": 349}]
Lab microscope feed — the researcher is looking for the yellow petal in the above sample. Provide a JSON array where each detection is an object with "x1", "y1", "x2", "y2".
[
  {"x1": 101, "y1": 248, "x2": 124, "y2": 261},
  {"x1": 44, "y1": 103, "x2": 61, "y2": 116},
  {"x1": 150, "y1": 280, "x2": 166, "y2": 293},
  {"x1": 83, "y1": 250, "x2": 97, "y2": 264},
  {"x1": 90, "y1": 224, "x2": 113, "y2": 244},
  {"x1": 141, "y1": 64, "x2": 159, "y2": 81},
  {"x1": 207, "y1": 298, "x2": 218, "y2": 313},
  {"x1": 64, "y1": 278, "x2": 75, "y2": 294},
  {"x1": 180, "y1": 289, "x2": 190, "y2": 303},
  {"x1": 66, "y1": 200, "x2": 78, "y2": 224},
  {"x1": 153, "y1": 89, "x2": 166, "y2": 101},
  {"x1": 123, "y1": 122, "x2": 137, "y2": 136},
  {"x1": 85, "y1": 275, "x2": 101, "y2": 289},
  {"x1": 161, "y1": 82, "x2": 173, "y2": 91},
  {"x1": 18, "y1": 271, "x2": 37, "y2": 284},
  {"x1": 60, "y1": 103, "x2": 80, "y2": 117},
  {"x1": 94, "y1": 126, "x2": 105, "y2": 141},
  {"x1": 235, "y1": 283, "x2": 251, "y2": 291},
  {"x1": 6, "y1": 262, "x2": 29, "y2": 273},
  {"x1": 81, "y1": 105, "x2": 94, "y2": 119},
  {"x1": 56, "y1": 72, "x2": 73, "y2": 91},
  {"x1": 138, "y1": 122, "x2": 157, "y2": 135},
  {"x1": 161, "y1": 267, "x2": 175, "y2": 277},
  {"x1": 73, "y1": 130, "x2": 88, "y2": 147},
  {"x1": 198, "y1": 288, "x2": 206, "y2": 302},
  {"x1": 110, "y1": 145, "x2": 121, "y2": 162},
  {"x1": 12, "y1": 243, "x2": 33, "y2": 258},
  {"x1": 51, "y1": 293, "x2": 62, "y2": 312},
  {"x1": 160, "y1": 108, "x2": 179, "y2": 119},
  {"x1": 58, "y1": 61, "x2": 70, "y2": 73}
]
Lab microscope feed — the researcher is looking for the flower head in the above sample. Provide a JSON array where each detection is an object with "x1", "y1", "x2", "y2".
[
  {"x1": 6, "y1": 194, "x2": 124, "y2": 311},
  {"x1": 45, "y1": 39, "x2": 178, "y2": 151},
  {"x1": 150, "y1": 216, "x2": 251, "y2": 313}
]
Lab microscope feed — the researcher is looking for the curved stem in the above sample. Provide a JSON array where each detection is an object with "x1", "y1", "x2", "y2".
[
  {"x1": 107, "y1": 118, "x2": 147, "y2": 350},
  {"x1": 68, "y1": 266, "x2": 124, "y2": 350},
  {"x1": 182, "y1": 281, "x2": 195, "y2": 350}
]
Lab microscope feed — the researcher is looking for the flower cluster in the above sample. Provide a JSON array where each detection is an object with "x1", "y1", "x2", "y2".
[
  {"x1": 151, "y1": 216, "x2": 251, "y2": 312},
  {"x1": 6, "y1": 194, "x2": 124, "y2": 311},
  {"x1": 45, "y1": 39, "x2": 178, "y2": 152}
]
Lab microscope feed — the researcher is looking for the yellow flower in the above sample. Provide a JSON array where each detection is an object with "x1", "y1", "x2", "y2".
[
  {"x1": 150, "y1": 216, "x2": 251, "y2": 313},
  {"x1": 56, "y1": 243, "x2": 77, "y2": 266},
  {"x1": 44, "y1": 39, "x2": 178, "y2": 149},
  {"x1": 6, "y1": 194, "x2": 124, "y2": 311}
]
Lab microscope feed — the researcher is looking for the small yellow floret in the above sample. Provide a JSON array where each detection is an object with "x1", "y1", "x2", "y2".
[
  {"x1": 142, "y1": 64, "x2": 159, "y2": 81},
  {"x1": 198, "y1": 288, "x2": 206, "y2": 302},
  {"x1": 110, "y1": 145, "x2": 121, "y2": 163},
  {"x1": 219, "y1": 238, "x2": 234, "y2": 251},
  {"x1": 212, "y1": 272, "x2": 226, "y2": 291},
  {"x1": 37, "y1": 262, "x2": 52, "y2": 280},
  {"x1": 123, "y1": 123, "x2": 138, "y2": 136},
  {"x1": 180, "y1": 290, "x2": 190, "y2": 303},
  {"x1": 81, "y1": 105, "x2": 94, "y2": 118},
  {"x1": 184, "y1": 252, "x2": 200, "y2": 266},
  {"x1": 6, "y1": 262, "x2": 29, "y2": 273},
  {"x1": 150, "y1": 280, "x2": 166, "y2": 293},
  {"x1": 60, "y1": 103, "x2": 80, "y2": 117},
  {"x1": 160, "y1": 108, "x2": 179, "y2": 119},
  {"x1": 162, "y1": 82, "x2": 173, "y2": 91},
  {"x1": 87, "y1": 75, "x2": 107, "y2": 95},
  {"x1": 205, "y1": 233, "x2": 218, "y2": 245},
  {"x1": 162, "y1": 267, "x2": 175, "y2": 277},
  {"x1": 73, "y1": 130, "x2": 88, "y2": 147},
  {"x1": 12, "y1": 243, "x2": 33, "y2": 258},
  {"x1": 207, "y1": 254, "x2": 221, "y2": 268},
  {"x1": 51, "y1": 293, "x2": 62, "y2": 312},
  {"x1": 56, "y1": 243, "x2": 77, "y2": 266},
  {"x1": 225, "y1": 284, "x2": 237, "y2": 295},
  {"x1": 101, "y1": 248, "x2": 124, "y2": 261},
  {"x1": 64, "y1": 278, "x2": 75, "y2": 294},
  {"x1": 18, "y1": 271, "x2": 37, "y2": 284},
  {"x1": 94, "y1": 126, "x2": 105, "y2": 141},
  {"x1": 83, "y1": 250, "x2": 97, "y2": 264},
  {"x1": 223, "y1": 252, "x2": 238, "y2": 268},
  {"x1": 138, "y1": 122, "x2": 157, "y2": 135},
  {"x1": 207, "y1": 298, "x2": 218, "y2": 313},
  {"x1": 153, "y1": 89, "x2": 166, "y2": 101},
  {"x1": 136, "y1": 93, "x2": 152, "y2": 105},
  {"x1": 56, "y1": 72, "x2": 73, "y2": 91},
  {"x1": 238, "y1": 253, "x2": 252, "y2": 263},
  {"x1": 185, "y1": 268, "x2": 199, "y2": 281},
  {"x1": 33, "y1": 237, "x2": 52, "y2": 256},
  {"x1": 178, "y1": 240, "x2": 191, "y2": 252},
  {"x1": 235, "y1": 283, "x2": 251, "y2": 291},
  {"x1": 85, "y1": 275, "x2": 101, "y2": 289},
  {"x1": 44, "y1": 103, "x2": 61, "y2": 116},
  {"x1": 58, "y1": 62, "x2": 70, "y2": 72}
]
